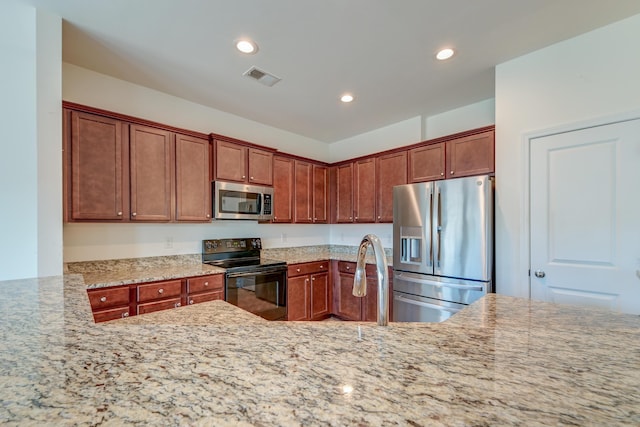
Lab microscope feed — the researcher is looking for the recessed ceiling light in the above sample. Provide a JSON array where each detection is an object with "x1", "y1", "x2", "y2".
[
  {"x1": 236, "y1": 39, "x2": 258, "y2": 54},
  {"x1": 436, "y1": 48, "x2": 455, "y2": 60},
  {"x1": 340, "y1": 94, "x2": 354, "y2": 103}
]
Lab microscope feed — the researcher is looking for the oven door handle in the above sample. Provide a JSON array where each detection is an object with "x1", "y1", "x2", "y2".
[{"x1": 226, "y1": 268, "x2": 287, "y2": 278}]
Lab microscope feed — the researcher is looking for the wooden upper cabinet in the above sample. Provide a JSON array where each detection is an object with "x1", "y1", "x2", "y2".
[
  {"x1": 272, "y1": 156, "x2": 294, "y2": 223},
  {"x1": 129, "y1": 125, "x2": 174, "y2": 221},
  {"x1": 446, "y1": 130, "x2": 495, "y2": 178},
  {"x1": 334, "y1": 163, "x2": 354, "y2": 223},
  {"x1": 215, "y1": 140, "x2": 247, "y2": 183},
  {"x1": 376, "y1": 151, "x2": 407, "y2": 222},
  {"x1": 175, "y1": 134, "x2": 211, "y2": 221},
  {"x1": 248, "y1": 148, "x2": 273, "y2": 185},
  {"x1": 354, "y1": 158, "x2": 376, "y2": 223},
  {"x1": 294, "y1": 160, "x2": 313, "y2": 223},
  {"x1": 214, "y1": 140, "x2": 273, "y2": 185},
  {"x1": 68, "y1": 111, "x2": 127, "y2": 221},
  {"x1": 409, "y1": 142, "x2": 445, "y2": 183},
  {"x1": 312, "y1": 165, "x2": 328, "y2": 223}
]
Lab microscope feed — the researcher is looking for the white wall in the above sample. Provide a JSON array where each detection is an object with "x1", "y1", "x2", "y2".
[
  {"x1": 424, "y1": 99, "x2": 495, "y2": 140},
  {"x1": 494, "y1": 13, "x2": 640, "y2": 297},
  {"x1": 0, "y1": 2, "x2": 62, "y2": 280}
]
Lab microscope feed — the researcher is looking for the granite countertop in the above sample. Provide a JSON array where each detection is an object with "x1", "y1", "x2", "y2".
[
  {"x1": 1, "y1": 274, "x2": 639, "y2": 425},
  {"x1": 67, "y1": 245, "x2": 392, "y2": 289}
]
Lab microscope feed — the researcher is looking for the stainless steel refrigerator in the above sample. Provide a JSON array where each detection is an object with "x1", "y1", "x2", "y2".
[{"x1": 393, "y1": 175, "x2": 493, "y2": 322}]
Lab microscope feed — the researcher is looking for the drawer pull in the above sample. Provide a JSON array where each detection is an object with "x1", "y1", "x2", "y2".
[
  {"x1": 346, "y1": 266, "x2": 350, "y2": 270},
  {"x1": 122, "y1": 312, "x2": 129, "y2": 318},
  {"x1": 175, "y1": 302, "x2": 181, "y2": 308},
  {"x1": 100, "y1": 296, "x2": 107, "y2": 302},
  {"x1": 158, "y1": 288, "x2": 164, "y2": 294},
  {"x1": 204, "y1": 281, "x2": 209, "y2": 286},
  {"x1": 189, "y1": 299, "x2": 194, "y2": 305},
  {"x1": 297, "y1": 268, "x2": 301, "y2": 273},
  {"x1": 320, "y1": 265, "x2": 324, "y2": 269}
]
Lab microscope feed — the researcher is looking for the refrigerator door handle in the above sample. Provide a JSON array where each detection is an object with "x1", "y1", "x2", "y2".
[
  {"x1": 394, "y1": 294, "x2": 460, "y2": 314},
  {"x1": 428, "y1": 191, "x2": 433, "y2": 267},
  {"x1": 436, "y1": 191, "x2": 442, "y2": 268},
  {"x1": 394, "y1": 273, "x2": 485, "y2": 291}
]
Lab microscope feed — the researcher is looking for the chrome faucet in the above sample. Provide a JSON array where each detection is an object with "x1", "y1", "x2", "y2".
[{"x1": 352, "y1": 234, "x2": 389, "y2": 326}]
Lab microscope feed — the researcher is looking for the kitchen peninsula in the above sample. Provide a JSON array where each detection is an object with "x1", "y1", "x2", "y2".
[{"x1": 1, "y1": 272, "x2": 638, "y2": 425}]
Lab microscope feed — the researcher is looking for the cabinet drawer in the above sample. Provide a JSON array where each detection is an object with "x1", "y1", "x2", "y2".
[
  {"x1": 338, "y1": 261, "x2": 377, "y2": 276},
  {"x1": 137, "y1": 297, "x2": 182, "y2": 315},
  {"x1": 87, "y1": 286, "x2": 130, "y2": 310},
  {"x1": 187, "y1": 274, "x2": 223, "y2": 294},
  {"x1": 92, "y1": 306, "x2": 130, "y2": 323},
  {"x1": 137, "y1": 280, "x2": 182, "y2": 303},
  {"x1": 288, "y1": 261, "x2": 329, "y2": 277},
  {"x1": 188, "y1": 291, "x2": 224, "y2": 305}
]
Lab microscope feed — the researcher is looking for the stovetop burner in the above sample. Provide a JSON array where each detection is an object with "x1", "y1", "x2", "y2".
[{"x1": 202, "y1": 238, "x2": 287, "y2": 273}]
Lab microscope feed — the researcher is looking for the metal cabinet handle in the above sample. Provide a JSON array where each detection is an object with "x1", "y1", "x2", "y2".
[
  {"x1": 189, "y1": 299, "x2": 194, "y2": 305},
  {"x1": 175, "y1": 302, "x2": 181, "y2": 308},
  {"x1": 132, "y1": 212, "x2": 137, "y2": 217},
  {"x1": 204, "y1": 281, "x2": 209, "y2": 286},
  {"x1": 440, "y1": 172, "x2": 444, "y2": 176},
  {"x1": 450, "y1": 171, "x2": 454, "y2": 175},
  {"x1": 100, "y1": 296, "x2": 107, "y2": 302},
  {"x1": 346, "y1": 266, "x2": 350, "y2": 270},
  {"x1": 117, "y1": 211, "x2": 123, "y2": 216},
  {"x1": 320, "y1": 265, "x2": 324, "y2": 269},
  {"x1": 206, "y1": 214, "x2": 210, "y2": 218},
  {"x1": 122, "y1": 312, "x2": 129, "y2": 318},
  {"x1": 250, "y1": 176, "x2": 254, "y2": 180},
  {"x1": 242, "y1": 175, "x2": 246, "y2": 179},
  {"x1": 297, "y1": 268, "x2": 301, "y2": 272},
  {"x1": 311, "y1": 277, "x2": 315, "y2": 281},
  {"x1": 158, "y1": 288, "x2": 164, "y2": 294},
  {"x1": 534, "y1": 270, "x2": 546, "y2": 278}
]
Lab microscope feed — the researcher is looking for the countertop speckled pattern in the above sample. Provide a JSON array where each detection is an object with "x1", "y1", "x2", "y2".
[
  {"x1": 1, "y1": 274, "x2": 639, "y2": 426},
  {"x1": 67, "y1": 245, "x2": 392, "y2": 288}
]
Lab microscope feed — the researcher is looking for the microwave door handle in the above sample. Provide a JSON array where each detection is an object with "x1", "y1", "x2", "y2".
[{"x1": 257, "y1": 193, "x2": 262, "y2": 215}]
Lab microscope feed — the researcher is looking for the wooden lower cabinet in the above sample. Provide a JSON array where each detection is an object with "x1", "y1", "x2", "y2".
[
  {"x1": 87, "y1": 273, "x2": 225, "y2": 322},
  {"x1": 87, "y1": 285, "x2": 131, "y2": 322},
  {"x1": 287, "y1": 261, "x2": 330, "y2": 320},
  {"x1": 186, "y1": 274, "x2": 224, "y2": 305},
  {"x1": 332, "y1": 261, "x2": 392, "y2": 321}
]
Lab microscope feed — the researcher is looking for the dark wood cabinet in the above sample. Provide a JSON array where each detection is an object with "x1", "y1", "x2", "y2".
[
  {"x1": 136, "y1": 279, "x2": 183, "y2": 315},
  {"x1": 87, "y1": 286, "x2": 131, "y2": 322},
  {"x1": 214, "y1": 140, "x2": 273, "y2": 185},
  {"x1": 65, "y1": 106, "x2": 211, "y2": 223},
  {"x1": 446, "y1": 130, "x2": 495, "y2": 178},
  {"x1": 67, "y1": 111, "x2": 127, "y2": 221},
  {"x1": 175, "y1": 134, "x2": 211, "y2": 221},
  {"x1": 287, "y1": 261, "x2": 330, "y2": 320},
  {"x1": 186, "y1": 274, "x2": 224, "y2": 305},
  {"x1": 272, "y1": 156, "x2": 294, "y2": 223},
  {"x1": 332, "y1": 261, "x2": 391, "y2": 321},
  {"x1": 312, "y1": 165, "x2": 328, "y2": 223},
  {"x1": 294, "y1": 160, "x2": 313, "y2": 223},
  {"x1": 375, "y1": 151, "x2": 407, "y2": 223},
  {"x1": 129, "y1": 125, "x2": 174, "y2": 221},
  {"x1": 409, "y1": 142, "x2": 445, "y2": 183},
  {"x1": 334, "y1": 163, "x2": 354, "y2": 223},
  {"x1": 354, "y1": 158, "x2": 376, "y2": 223}
]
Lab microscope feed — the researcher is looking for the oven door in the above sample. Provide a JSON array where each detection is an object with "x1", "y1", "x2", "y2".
[{"x1": 225, "y1": 267, "x2": 287, "y2": 321}]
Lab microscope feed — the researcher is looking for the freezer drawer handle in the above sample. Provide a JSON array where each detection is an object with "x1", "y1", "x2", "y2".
[
  {"x1": 394, "y1": 273, "x2": 484, "y2": 291},
  {"x1": 394, "y1": 294, "x2": 460, "y2": 313}
]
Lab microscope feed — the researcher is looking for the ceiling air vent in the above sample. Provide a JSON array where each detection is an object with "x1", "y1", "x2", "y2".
[{"x1": 243, "y1": 66, "x2": 281, "y2": 87}]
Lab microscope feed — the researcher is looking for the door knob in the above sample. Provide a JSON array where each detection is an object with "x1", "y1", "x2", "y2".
[{"x1": 534, "y1": 270, "x2": 546, "y2": 278}]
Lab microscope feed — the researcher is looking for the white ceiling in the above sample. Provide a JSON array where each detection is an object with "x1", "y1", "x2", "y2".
[{"x1": 25, "y1": 0, "x2": 640, "y2": 143}]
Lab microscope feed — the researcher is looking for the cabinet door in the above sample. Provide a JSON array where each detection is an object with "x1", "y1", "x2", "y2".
[
  {"x1": 175, "y1": 134, "x2": 211, "y2": 221},
  {"x1": 445, "y1": 130, "x2": 495, "y2": 178},
  {"x1": 335, "y1": 272, "x2": 362, "y2": 320},
  {"x1": 273, "y1": 156, "x2": 294, "y2": 223},
  {"x1": 354, "y1": 158, "x2": 376, "y2": 223},
  {"x1": 287, "y1": 275, "x2": 310, "y2": 321},
  {"x1": 312, "y1": 165, "x2": 328, "y2": 223},
  {"x1": 376, "y1": 151, "x2": 407, "y2": 222},
  {"x1": 362, "y1": 276, "x2": 379, "y2": 322},
  {"x1": 409, "y1": 143, "x2": 445, "y2": 183},
  {"x1": 248, "y1": 148, "x2": 273, "y2": 185},
  {"x1": 335, "y1": 163, "x2": 354, "y2": 223},
  {"x1": 69, "y1": 111, "x2": 126, "y2": 220},
  {"x1": 310, "y1": 272, "x2": 330, "y2": 319},
  {"x1": 215, "y1": 140, "x2": 247, "y2": 182},
  {"x1": 130, "y1": 125, "x2": 173, "y2": 221},
  {"x1": 294, "y1": 161, "x2": 313, "y2": 223}
]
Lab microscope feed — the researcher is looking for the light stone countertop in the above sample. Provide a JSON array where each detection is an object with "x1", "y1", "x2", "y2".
[
  {"x1": 1, "y1": 274, "x2": 639, "y2": 426},
  {"x1": 67, "y1": 245, "x2": 392, "y2": 289}
]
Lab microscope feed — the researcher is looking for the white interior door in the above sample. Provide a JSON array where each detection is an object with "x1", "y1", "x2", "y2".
[{"x1": 530, "y1": 119, "x2": 640, "y2": 314}]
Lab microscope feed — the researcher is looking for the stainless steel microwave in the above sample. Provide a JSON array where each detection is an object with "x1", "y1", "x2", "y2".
[{"x1": 213, "y1": 181, "x2": 274, "y2": 221}]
